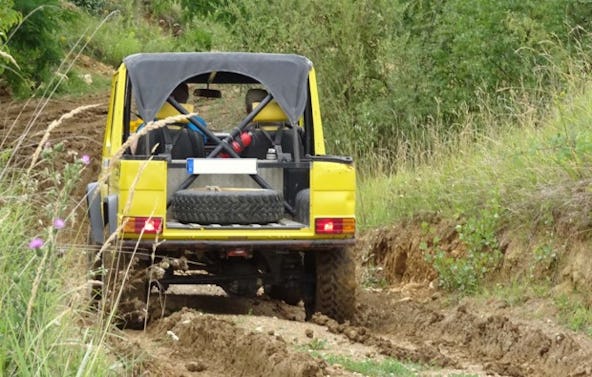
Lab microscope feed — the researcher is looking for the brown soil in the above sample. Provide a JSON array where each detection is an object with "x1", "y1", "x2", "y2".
[
  {"x1": 1, "y1": 90, "x2": 107, "y2": 196},
  {"x1": 118, "y1": 280, "x2": 592, "y2": 377},
  {"x1": 5, "y1": 57, "x2": 592, "y2": 377}
]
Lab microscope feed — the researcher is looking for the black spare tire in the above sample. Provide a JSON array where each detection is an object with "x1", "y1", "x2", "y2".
[{"x1": 171, "y1": 187, "x2": 284, "y2": 224}]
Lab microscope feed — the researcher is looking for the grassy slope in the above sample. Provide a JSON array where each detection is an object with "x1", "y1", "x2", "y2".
[{"x1": 358, "y1": 83, "x2": 592, "y2": 233}]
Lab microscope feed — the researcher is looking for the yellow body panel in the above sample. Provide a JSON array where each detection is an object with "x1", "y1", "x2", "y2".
[
  {"x1": 156, "y1": 102, "x2": 194, "y2": 121},
  {"x1": 310, "y1": 161, "x2": 356, "y2": 223},
  {"x1": 156, "y1": 160, "x2": 355, "y2": 241},
  {"x1": 252, "y1": 101, "x2": 287, "y2": 122},
  {"x1": 118, "y1": 160, "x2": 167, "y2": 219}
]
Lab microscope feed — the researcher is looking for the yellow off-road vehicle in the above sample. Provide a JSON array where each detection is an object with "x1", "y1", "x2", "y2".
[{"x1": 87, "y1": 52, "x2": 356, "y2": 328}]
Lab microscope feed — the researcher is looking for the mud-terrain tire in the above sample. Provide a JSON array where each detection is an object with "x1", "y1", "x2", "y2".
[
  {"x1": 219, "y1": 261, "x2": 261, "y2": 297},
  {"x1": 102, "y1": 249, "x2": 150, "y2": 329},
  {"x1": 295, "y1": 189, "x2": 310, "y2": 224},
  {"x1": 171, "y1": 188, "x2": 284, "y2": 224},
  {"x1": 306, "y1": 247, "x2": 356, "y2": 323}
]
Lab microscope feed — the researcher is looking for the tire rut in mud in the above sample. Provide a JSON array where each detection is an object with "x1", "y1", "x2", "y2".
[{"x1": 355, "y1": 291, "x2": 592, "y2": 377}]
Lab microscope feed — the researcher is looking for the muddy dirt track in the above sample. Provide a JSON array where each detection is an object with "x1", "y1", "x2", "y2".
[{"x1": 4, "y1": 87, "x2": 592, "y2": 377}]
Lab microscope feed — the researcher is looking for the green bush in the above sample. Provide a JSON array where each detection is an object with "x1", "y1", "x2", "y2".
[
  {"x1": 424, "y1": 203, "x2": 503, "y2": 293},
  {"x1": 70, "y1": 0, "x2": 106, "y2": 14},
  {"x1": 0, "y1": 0, "x2": 21, "y2": 75},
  {"x1": 6, "y1": 0, "x2": 70, "y2": 96},
  {"x1": 61, "y1": 8, "x2": 223, "y2": 67},
  {"x1": 222, "y1": 0, "x2": 592, "y2": 164}
]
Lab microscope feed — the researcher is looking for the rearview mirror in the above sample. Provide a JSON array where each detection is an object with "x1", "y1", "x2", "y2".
[{"x1": 194, "y1": 88, "x2": 222, "y2": 98}]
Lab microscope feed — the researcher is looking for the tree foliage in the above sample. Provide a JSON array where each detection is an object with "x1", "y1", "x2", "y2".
[
  {"x1": 221, "y1": 0, "x2": 592, "y2": 160},
  {"x1": 5, "y1": 0, "x2": 69, "y2": 96},
  {"x1": 5, "y1": 0, "x2": 592, "y2": 162},
  {"x1": 0, "y1": 0, "x2": 22, "y2": 75}
]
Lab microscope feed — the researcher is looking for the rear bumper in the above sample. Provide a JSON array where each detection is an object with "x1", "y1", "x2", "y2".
[{"x1": 121, "y1": 238, "x2": 355, "y2": 252}]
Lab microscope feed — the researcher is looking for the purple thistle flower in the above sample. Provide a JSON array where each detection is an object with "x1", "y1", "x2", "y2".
[
  {"x1": 53, "y1": 218, "x2": 65, "y2": 229},
  {"x1": 81, "y1": 154, "x2": 90, "y2": 165},
  {"x1": 28, "y1": 237, "x2": 44, "y2": 249}
]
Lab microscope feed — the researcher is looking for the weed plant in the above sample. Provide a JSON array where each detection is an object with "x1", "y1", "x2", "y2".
[
  {"x1": 422, "y1": 204, "x2": 503, "y2": 293},
  {"x1": 0, "y1": 32, "x2": 146, "y2": 369},
  {"x1": 0, "y1": 140, "x2": 121, "y2": 375},
  {"x1": 0, "y1": 92, "x2": 180, "y2": 373}
]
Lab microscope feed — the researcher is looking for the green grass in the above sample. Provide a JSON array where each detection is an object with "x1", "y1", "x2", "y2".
[
  {"x1": 356, "y1": 68, "x2": 592, "y2": 295},
  {"x1": 323, "y1": 355, "x2": 419, "y2": 377},
  {"x1": 55, "y1": 67, "x2": 111, "y2": 96},
  {"x1": 316, "y1": 353, "x2": 480, "y2": 376},
  {"x1": 358, "y1": 81, "x2": 592, "y2": 232},
  {"x1": 479, "y1": 280, "x2": 551, "y2": 307},
  {"x1": 555, "y1": 294, "x2": 592, "y2": 336}
]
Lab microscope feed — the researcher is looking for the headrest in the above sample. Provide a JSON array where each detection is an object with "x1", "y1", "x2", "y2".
[
  {"x1": 156, "y1": 102, "x2": 194, "y2": 123},
  {"x1": 252, "y1": 101, "x2": 288, "y2": 123}
]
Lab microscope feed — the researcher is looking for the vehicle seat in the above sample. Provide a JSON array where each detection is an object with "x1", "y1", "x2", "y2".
[
  {"x1": 135, "y1": 103, "x2": 205, "y2": 159},
  {"x1": 241, "y1": 99, "x2": 304, "y2": 160}
]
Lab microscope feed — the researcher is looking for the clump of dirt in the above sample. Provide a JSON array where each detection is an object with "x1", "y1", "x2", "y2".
[
  {"x1": 141, "y1": 308, "x2": 327, "y2": 377},
  {"x1": 312, "y1": 313, "x2": 456, "y2": 368}
]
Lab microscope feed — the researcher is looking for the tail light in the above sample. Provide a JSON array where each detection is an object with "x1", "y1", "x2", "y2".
[
  {"x1": 123, "y1": 217, "x2": 163, "y2": 234},
  {"x1": 315, "y1": 218, "x2": 355, "y2": 235}
]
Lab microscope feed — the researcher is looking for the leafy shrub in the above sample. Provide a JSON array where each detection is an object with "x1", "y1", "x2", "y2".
[
  {"x1": 6, "y1": 0, "x2": 70, "y2": 96},
  {"x1": 0, "y1": 0, "x2": 21, "y2": 74},
  {"x1": 424, "y1": 203, "x2": 503, "y2": 293},
  {"x1": 62, "y1": 8, "x2": 221, "y2": 67}
]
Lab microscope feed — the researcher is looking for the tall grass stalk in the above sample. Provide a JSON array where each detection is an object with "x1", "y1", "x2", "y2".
[
  {"x1": 0, "y1": 27, "x2": 156, "y2": 368},
  {"x1": 0, "y1": 147, "x2": 119, "y2": 375},
  {"x1": 357, "y1": 64, "x2": 592, "y2": 232}
]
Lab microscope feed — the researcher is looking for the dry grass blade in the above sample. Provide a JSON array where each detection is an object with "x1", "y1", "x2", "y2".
[{"x1": 0, "y1": 50, "x2": 19, "y2": 69}]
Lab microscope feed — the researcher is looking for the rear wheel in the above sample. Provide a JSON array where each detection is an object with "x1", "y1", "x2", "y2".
[
  {"x1": 304, "y1": 247, "x2": 356, "y2": 323},
  {"x1": 102, "y1": 249, "x2": 150, "y2": 329}
]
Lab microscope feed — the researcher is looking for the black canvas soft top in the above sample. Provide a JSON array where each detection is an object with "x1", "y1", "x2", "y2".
[{"x1": 123, "y1": 52, "x2": 313, "y2": 124}]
